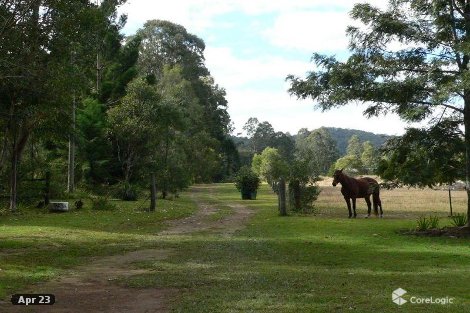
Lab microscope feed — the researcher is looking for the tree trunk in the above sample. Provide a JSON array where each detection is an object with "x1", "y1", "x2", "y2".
[
  {"x1": 279, "y1": 177, "x2": 287, "y2": 216},
  {"x1": 150, "y1": 172, "x2": 156, "y2": 212},
  {"x1": 465, "y1": 97, "x2": 470, "y2": 227},
  {"x1": 67, "y1": 94, "x2": 76, "y2": 193},
  {"x1": 9, "y1": 138, "x2": 18, "y2": 213}
]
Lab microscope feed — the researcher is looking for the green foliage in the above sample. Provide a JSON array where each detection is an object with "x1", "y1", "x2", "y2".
[
  {"x1": 323, "y1": 127, "x2": 388, "y2": 156},
  {"x1": 451, "y1": 214, "x2": 468, "y2": 227},
  {"x1": 361, "y1": 141, "x2": 378, "y2": 174},
  {"x1": 346, "y1": 135, "x2": 362, "y2": 158},
  {"x1": 251, "y1": 147, "x2": 289, "y2": 185},
  {"x1": 416, "y1": 216, "x2": 431, "y2": 231},
  {"x1": 77, "y1": 98, "x2": 115, "y2": 185},
  {"x1": 287, "y1": 0, "x2": 470, "y2": 223},
  {"x1": 117, "y1": 183, "x2": 139, "y2": 201},
  {"x1": 416, "y1": 216, "x2": 439, "y2": 231},
  {"x1": 91, "y1": 196, "x2": 117, "y2": 211},
  {"x1": 288, "y1": 182, "x2": 320, "y2": 214},
  {"x1": 378, "y1": 121, "x2": 464, "y2": 188},
  {"x1": 135, "y1": 21, "x2": 236, "y2": 183},
  {"x1": 234, "y1": 166, "x2": 261, "y2": 195},
  {"x1": 429, "y1": 216, "x2": 440, "y2": 229},
  {"x1": 295, "y1": 127, "x2": 338, "y2": 176}
]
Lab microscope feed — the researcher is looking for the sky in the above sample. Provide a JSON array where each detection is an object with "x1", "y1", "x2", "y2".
[{"x1": 118, "y1": 0, "x2": 415, "y2": 136}]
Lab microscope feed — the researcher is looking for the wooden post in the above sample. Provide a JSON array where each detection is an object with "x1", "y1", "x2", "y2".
[
  {"x1": 150, "y1": 172, "x2": 156, "y2": 212},
  {"x1": 9, "y1": 136, "x2": 18, "y2": 213},
  {"x1": 279, "y1": 177, "x2": 287, "y2": 216},
  {"x1": 448, "y1": 184, "x2": 453, "y2": 217},
  {"x1": 44, "y1": 171, "x2": 51, "y2": 206}
]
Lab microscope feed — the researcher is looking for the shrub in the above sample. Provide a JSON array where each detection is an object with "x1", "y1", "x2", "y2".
[
  {"x1": 450, "y1": 213, "x2": 468, "y2": 227},
  {"x1": 416, "y1": 216, "x2": 431, "y2": 231},
  {"x1": 115, "y1": 183, "x2": 138, "y2": 201},
  {"x1": 74, "y1": 199, "x2": 84, "y2": 210},
  {"x1": 429, "y1": 215, "x2": 439, "y2": 229},
  {"x1": 91, "y1": 196, "x2": 116, "y2": 211},
  {"x1": 288, "y1": 182, "x2": 320, "y2": 214},
  {"x1": 234, "y1": 166, "x2": 261, "y2": 200}
]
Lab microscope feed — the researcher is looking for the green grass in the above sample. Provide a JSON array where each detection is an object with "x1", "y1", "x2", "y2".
[
  {"x1": 0, "y1": 195, "x2": 197, "y2": 299},
  {"x1": 122, "y1": 184, "x2": 470, "y2": 312},
  {"x1": 1, "y1": 183, "x2": 470, "y2": 312}
]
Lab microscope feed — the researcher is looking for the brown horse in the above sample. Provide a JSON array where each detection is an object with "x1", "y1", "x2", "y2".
[{"x1": 332, "y1": 169, "x2": 383, "y2": 218}]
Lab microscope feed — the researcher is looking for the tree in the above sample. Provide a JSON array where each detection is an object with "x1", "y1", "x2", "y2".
[
  {"x1": 252, "y1": 146, "x2": 320, "y2": 215},
  {"x1": 346, "y1": 135, "x2": 362, "y2": 159},
  {"x1": 378, "y1": 121, "x2": 464, "y2": 215},
  {"x1": 287, "y1": 0, "x2": 470, "y2": 225},
  {"x1": 135, "y1": 20, "x2": 235, "y2": 182},
  {"x1": 76, "y1": 98, "x2": 114, "y2": 185},
  {"x1": 0, "y1": 0, "x2": 125, "y2": 212},
  {"x1": 251, "y1": 121, "x2": 276, "y2": 154},
  {"x1": 252, "y1": 147, "x2": 289, "y2": 188},
  {"x1": 332, "y1": 135, "x2": 365, "y2": 174},
  {"x1": 136, "y1": 20, "x2": 208, "y2": 82},
  {"x1": 107, "y1": 77, "x2": 161, "y2": 198},
  {"x1": 295, "y1": 127, "x2": 339, "y2": 176},
  {"x1": 361, "y1": 141, "x2": 378, "y2": 174},
  {"x1": 252, "y1": 147, "x2": 289, "y2": 215},
  {"x1": 243, "y1": 117, "x2": 260, "y2": 139}
]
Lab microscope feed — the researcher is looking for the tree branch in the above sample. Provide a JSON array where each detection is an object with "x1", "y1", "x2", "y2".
[{"x1": 450, "y1": 0, "x2": 464, "y2": 69}]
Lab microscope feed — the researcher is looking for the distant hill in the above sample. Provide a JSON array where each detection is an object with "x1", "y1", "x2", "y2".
[
  {"x1": 231, "y1": 127, "x2": 392, "y2": 161},
  {"x1": 323, "y1": 127, "x2": 391, "y2": 155}
]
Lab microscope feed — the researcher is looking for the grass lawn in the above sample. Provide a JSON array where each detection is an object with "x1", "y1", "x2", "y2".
[
  {"x1": 1, "y1": 183, "x2": 470, "y2": 312},
  {"x1": 0, "y1": 196, "x2": 197, "y2": 299},
  {"x1": 123, "y1": 184, "x2": 470, "y2": 312}
]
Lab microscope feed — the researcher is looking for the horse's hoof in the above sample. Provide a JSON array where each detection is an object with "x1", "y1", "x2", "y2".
[
  {"x1": 380, "y1": 215, "x2": 383, "y2": 218},
  {"x1": 365, "y1": 215, "x2": 370, "y2": 219},
  {"x1": 348, "y1": 215, "x2": 352, "y2": 219}
]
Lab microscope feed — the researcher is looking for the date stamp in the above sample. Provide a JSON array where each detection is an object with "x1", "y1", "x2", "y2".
[{"x1": 11, "y1": 294, "x2": 55, "y2": 305}]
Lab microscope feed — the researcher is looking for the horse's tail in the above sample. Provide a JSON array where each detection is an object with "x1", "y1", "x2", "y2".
[{"x1": 372, "y1": 186, "x2": 382, "y2": 216}]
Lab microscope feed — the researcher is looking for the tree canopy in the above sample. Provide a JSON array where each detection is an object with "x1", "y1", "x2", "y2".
[{"x1": 288, "y1": 0, "x2": 470, "y2": 225}]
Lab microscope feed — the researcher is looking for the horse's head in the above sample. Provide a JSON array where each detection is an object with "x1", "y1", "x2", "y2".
[{"x1": 332, "y1": 168, "x2": 344, "y2": 186}]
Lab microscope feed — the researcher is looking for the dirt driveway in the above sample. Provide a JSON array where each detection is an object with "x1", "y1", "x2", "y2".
[{"x1": 1, "y1": 186, "x2": 253, "y2": 313}]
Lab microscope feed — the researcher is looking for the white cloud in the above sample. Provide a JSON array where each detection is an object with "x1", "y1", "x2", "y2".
[
  {"x1": 204, "y1": 47, "x2": 311, "y2": 89},
  {"x1": 263, "y1": 11, "x2": 351, "y2": 53}
]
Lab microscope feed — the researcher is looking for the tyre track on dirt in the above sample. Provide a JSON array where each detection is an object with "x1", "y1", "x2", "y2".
[{"x1": 1, "y1": 185, "x2": 253, "y2": 313}]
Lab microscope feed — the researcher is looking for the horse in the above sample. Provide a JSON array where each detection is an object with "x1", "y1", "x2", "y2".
[{"x1": 332, "y1": 169, "x2": 383, "y2": 218}]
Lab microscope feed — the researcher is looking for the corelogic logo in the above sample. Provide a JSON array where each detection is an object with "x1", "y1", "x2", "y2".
[
  {"x1": 392, "y1": 288, "x2": 455, "y2": 306},
  {"x1": 392, "y1": 288, "x2": 407, "y2": 306}
]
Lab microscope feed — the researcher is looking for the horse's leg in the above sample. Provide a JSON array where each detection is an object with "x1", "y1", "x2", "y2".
[
  {"x1": 378, "y1": 196, "x2": 383, "y2": 217},
  {"x1": 365, "y1": 195, "x2": 372, "y2": 218},
  {"x1": 352, "y1": 198, "x2": 357, "y2": 218},
  {"x1": 344, "y1": 197, "x2": 352, "y2": 218}
]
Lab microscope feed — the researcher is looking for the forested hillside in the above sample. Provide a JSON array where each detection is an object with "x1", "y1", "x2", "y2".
[
  {"x1": 233, "y1": 126, "x2": 390, "y2": 160},
  {"x1": 322, "y1": 127, "x2": 390, "y2": 155}
]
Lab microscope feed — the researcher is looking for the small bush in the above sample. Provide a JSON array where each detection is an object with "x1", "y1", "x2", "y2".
[
  {"x1": 416, "y1": 216, "x2": 431, "y2": 231},
  {"x1": 234, "y1": 166, "x2": 260, "y2": 199},
  {"x1": 120, "y1": 184, "x2": 138, "y2": 201},
  {"x1": 451, "y1": 213, "x2": 468, "y2": 227},
  {"x1": 429, "y1": 216, "x2": 439, "y2": 229},
  {"x1": 91, "y1": 196, "x2": 116, "y2": 211},
  {"x1": 74, "y1": 199, "x2": 84, "y2": 210}
]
